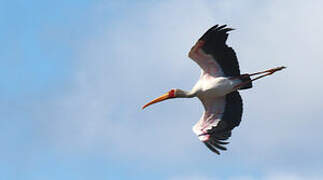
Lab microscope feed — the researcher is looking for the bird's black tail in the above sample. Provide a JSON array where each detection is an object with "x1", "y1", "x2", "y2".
[{"x1": 238, "y1": 74, "x2": 253, "y2": 90}]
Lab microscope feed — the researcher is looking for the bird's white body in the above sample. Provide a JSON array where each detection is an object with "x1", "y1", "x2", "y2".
[
  {"x1": 192, "y1": 74, "x2": 241, "y2": 98},
  {"x1": 191, "y1": 74, "x2": 241, "y2": 141}
]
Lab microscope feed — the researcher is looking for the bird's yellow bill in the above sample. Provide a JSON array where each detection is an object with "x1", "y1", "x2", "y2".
[{"x1": 142, "y1": 93, "x2": 171, "y2": 109}]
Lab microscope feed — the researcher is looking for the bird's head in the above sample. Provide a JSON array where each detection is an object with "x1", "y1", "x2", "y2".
[{"x1": 142, "y1": 89, "x2": 186, "y2": 109}]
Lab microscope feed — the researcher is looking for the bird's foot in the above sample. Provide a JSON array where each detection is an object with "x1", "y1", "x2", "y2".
[{"x1": 266, "y1": 66, "x2": 286, "y2": 75}]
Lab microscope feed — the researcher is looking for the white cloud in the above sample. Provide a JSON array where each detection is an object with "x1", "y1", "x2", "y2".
[
  {"x1": 263, "y1": 172, "x2": 323, "y2": 180},
  {"x1": 33, "y1": 0, "x2": 323, "y2": 173},
  {"x1": 169, "y1": 172, "x2": 323, "y2": 180},
  {"x1": 34, "y1": 0, "x2": 217, "y2": 160},
  {"x1": 169, "y1": 175, "x2": 216, "y2": 180}
]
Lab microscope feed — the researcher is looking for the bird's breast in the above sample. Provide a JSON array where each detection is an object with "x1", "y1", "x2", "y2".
[{"x1": 197, "y1": 77, "x2": 236, "y2": 98}]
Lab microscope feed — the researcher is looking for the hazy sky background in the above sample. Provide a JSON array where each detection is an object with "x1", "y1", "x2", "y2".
[{"x1": 1, "y1": 0, "x2": 323, "y2": 179}]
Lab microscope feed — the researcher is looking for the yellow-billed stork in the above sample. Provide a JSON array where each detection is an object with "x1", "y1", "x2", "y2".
[{"x1": 142, "y1": 25, "x2": 285, "y2": 154}]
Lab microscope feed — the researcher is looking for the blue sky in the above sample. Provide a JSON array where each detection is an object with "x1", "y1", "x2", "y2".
[{"x1": 1, "y1": 0, "x2": 323, "y2": 179}]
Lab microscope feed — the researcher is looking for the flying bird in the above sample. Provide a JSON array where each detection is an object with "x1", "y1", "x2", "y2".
[{"x1": 142, "y1": 25, "x2": 285, "y2": 154}]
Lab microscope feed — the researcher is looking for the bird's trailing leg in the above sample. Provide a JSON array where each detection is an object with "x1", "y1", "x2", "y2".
[
  {"x1": 233, "y1": 66, "x2": 286, "y2": 90},
  {"x1": 249, "y1": 66, "x2": 286, "y2": 76}
]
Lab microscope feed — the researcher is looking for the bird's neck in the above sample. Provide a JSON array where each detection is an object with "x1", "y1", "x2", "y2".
[
  {"x1": 177, "y1": 89, "x2": 196, "y2": 98},
  {"x1": 186, "y1": 91, "x2": 197, "y2": 98}
]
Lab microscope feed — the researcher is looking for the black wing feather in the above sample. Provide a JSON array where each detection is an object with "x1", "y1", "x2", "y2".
[
  {"x1": 204, "y1": 91, "x2": 243, "y2": 154},
  {"x1": 204, "y1": 142, "x2": 220, "y2": 155},
  {"x1": 222, "y1": 91, "x2": 243, "y2": 128},
  {"x1": 199, "y1": 24, "x2": 240, "y2": 77}
]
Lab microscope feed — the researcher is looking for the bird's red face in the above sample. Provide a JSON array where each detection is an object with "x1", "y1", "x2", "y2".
[{"x1": 142, "y1": 89, "x2": 176, "y2": 109}]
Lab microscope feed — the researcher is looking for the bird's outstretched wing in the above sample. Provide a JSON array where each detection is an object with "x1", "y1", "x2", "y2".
[
  {"x1": 193, "y1": 91, "x2": 243, "y2": 154},
  {"x1": 189, "y1": 25, "x2": 240, "y2": 77}
]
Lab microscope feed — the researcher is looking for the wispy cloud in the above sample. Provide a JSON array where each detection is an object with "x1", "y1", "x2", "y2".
[
  {"x1": 33, "y1": 0, "x2": 217, "y2": 160},
  {"x1": 170, "y1": 172, "x2": 323, "y2": 180},
  {"x1": 28, "y1": 0, "x2": 323, "y2": 176}
]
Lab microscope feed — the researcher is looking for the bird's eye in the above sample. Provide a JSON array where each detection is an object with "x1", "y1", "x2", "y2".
[{"x1": 169, "y1": 89, "x2": 176, "y2": 97}]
